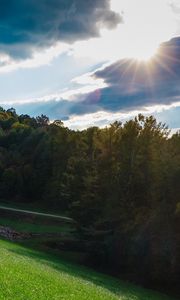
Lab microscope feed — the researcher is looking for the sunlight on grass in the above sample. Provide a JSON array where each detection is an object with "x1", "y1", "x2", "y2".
[{"x1": 0, "y1": 239, "x2": 176, "y2": 300}]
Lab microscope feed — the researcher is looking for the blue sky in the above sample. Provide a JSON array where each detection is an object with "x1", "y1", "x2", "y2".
[{"x1": 0, "y1": 0, "x2": 180, "y2": 130}]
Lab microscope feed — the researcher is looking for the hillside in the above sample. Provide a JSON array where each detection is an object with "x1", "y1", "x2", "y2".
[
  {"x1": 0, "y1": 108, "x2": 180, "y2": 291},
  {"x1": 0, "y1": 239, "x2": 176, "y2": 300}
]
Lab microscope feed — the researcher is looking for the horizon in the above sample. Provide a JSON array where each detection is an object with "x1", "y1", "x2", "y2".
[{"x1": 0, "y1": 0, "x2": 180, "y2": 130}]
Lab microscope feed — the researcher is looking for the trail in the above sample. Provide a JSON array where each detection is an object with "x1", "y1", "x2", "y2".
[{"x1": 0, "y1": 205, "x2": 74, "y2": 222}]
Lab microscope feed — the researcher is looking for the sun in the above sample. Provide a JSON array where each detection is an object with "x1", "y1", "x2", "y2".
[
  {"x1": 74, "y1": 0, "x2": 175, "y2": 63},
  {"x1": 130, "y1": 43, "x2": 159, "y2": 61},
  {"x1": 109, "y1": 0, "x2": 176, "y2": 62}
]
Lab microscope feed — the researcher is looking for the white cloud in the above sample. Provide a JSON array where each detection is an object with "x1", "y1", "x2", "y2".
[
  {"x1": 0, "y1": 42, "x2": 71, "y2": 73},
  {"x1": 64, "y1": 100, "x2": 180, "y2": 130}
]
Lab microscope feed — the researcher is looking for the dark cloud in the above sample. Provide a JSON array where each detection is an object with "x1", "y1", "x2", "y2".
[
  {"x1": 9, "y1": 99, "x2": 74, "y2": 120},
  {"x1": 5, "y1": 37, "x2": 180, "y2": 122},
  {"x1": 70, "y1": 36, "x2": 180, "y2": 114},
  {"x1": 0, "y1": 0, "x2": 121, "y2": 59}
]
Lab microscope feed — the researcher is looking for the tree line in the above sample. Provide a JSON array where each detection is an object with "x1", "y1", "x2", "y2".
[{"x1": 0, "y1": 106, "x2": 179, "y2": 291}]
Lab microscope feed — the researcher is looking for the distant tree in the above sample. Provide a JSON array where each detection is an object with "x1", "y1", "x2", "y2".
[
  {"x1": 7, "y1": 107, "x2": 17, "y2": 117},
  {"x1": 19, "y1": 114, "x2": 38, "y2": 128},
  {"x1": 36, "y1": 114, "x2": 49, "y2": 127},
  {"x1": 53, "y1": 120, "x2": 64, "y2": 127},
  {"x1": 0, "y1": 106, "x2": 5, "y2": 112}
]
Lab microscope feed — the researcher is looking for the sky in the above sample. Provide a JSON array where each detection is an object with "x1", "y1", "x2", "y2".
[{"x1": 0, "y1": 0, "x2": 180, "y2": 130}]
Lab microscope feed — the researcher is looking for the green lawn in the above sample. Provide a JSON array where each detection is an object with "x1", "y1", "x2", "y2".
[{"x1": 0, "y1": 239, "x2": 176, "y2": 300}]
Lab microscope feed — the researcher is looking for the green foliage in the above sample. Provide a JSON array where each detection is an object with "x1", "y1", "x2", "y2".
[
  {"x1": 0, "y1": 217, "x2": 72, "y2": 234},
  {"x1": 0, "y1": 109, "x2": 179, "y2": 291}
]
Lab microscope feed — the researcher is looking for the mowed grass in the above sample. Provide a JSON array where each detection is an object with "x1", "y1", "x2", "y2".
[{"x1": 0, "y1": 239, "x2": 176, "y2": 300}]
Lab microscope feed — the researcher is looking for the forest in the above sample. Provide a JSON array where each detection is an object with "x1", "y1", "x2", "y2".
[{"x1": 0, "y1": 106, "x2": 179, "y2": 292}]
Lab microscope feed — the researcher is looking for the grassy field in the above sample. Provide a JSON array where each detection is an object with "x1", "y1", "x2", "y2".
[{"x1": 0, "y1": 239, "x2": 176, "y2": 300}]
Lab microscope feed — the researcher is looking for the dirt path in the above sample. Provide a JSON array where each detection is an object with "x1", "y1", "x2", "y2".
[{"x1": 0, "y1": 205, "x2": 73, "y2": 222}]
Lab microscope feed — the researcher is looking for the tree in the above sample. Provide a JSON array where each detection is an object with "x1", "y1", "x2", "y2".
[{"x1": 36, "y1": 114, "x2": 49, "y2": 127}]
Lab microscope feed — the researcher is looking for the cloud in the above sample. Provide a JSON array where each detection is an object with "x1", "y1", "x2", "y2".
[
  {"x1": 0, "y1": 42, "x2": 71, "y2": 73},
  {"x1": 170, "y1": 0, "x2": 180, "y2": 14},
  {"x1": 2, "y1": 37, "x2": 180, "y2": 129},
  {"x1": 68, "y1": 36, "x2": 180, "y2": 114},
  {"x1": 0, "y1": 0, "x2": 121, "y2": 62}
]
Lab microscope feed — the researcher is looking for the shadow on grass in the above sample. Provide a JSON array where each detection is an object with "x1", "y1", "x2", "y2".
[{"x1": 7, "y1": 242, "x2": 176, "y2": 300}]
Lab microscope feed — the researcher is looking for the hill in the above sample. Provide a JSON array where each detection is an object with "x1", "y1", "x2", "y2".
[
  {"x1": 0, "y1": 108, "x2": 180, "y2": 291},
  {"x1": 0, "y1": 239, "x2": 177, "y2": 300}
]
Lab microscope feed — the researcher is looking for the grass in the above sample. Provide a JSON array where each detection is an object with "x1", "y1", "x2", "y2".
[
  {"x1": 0, "y1": 239, "x2": 176, "y2": 300},
  {"x1": 0, "y1": 217, "x2": 73, "y2": 234}
]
